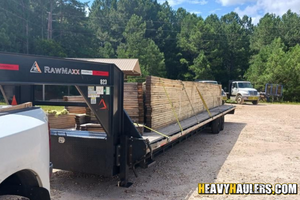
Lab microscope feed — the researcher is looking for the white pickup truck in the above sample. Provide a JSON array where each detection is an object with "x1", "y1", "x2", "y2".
[{"x1": 0, "y1": 103, "x2": 51, "y2": 200}]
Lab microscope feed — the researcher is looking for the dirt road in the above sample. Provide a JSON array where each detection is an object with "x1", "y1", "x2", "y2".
[{"x1": 50, "y1": 104, "x2": 300, "y2": 200}]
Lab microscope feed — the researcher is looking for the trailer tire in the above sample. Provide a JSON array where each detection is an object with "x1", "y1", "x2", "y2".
[
  {"x1": 211, "y1": 118, "x2": 220, "y2": 134},
  {"x1": 220, "y1": 116, "x2": 224, "y2": 131}
]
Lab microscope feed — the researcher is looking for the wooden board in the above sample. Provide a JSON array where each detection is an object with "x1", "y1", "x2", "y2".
[
  {"x1": 145, "y1": 76, "x2": 222, "y2": 130},
  {"x1": 0, "y1": 102, "x2": 32, "y2": 112}
]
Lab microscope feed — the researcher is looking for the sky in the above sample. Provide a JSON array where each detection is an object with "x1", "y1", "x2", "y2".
[{"x1": 81, "y1": 0, "x2": 300, "y2": 24}]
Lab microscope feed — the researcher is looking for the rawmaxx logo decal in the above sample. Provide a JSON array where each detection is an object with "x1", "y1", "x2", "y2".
[
  {"x1": 44, "y1": 66, "x2": 80, "y2": 75},
  {"x1": 30, "y1": 61, "x2": 42, "y2": 73}
]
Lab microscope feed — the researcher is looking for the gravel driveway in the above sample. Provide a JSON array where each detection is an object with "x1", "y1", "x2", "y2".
[{"x1": 50, "y1": 103, "x2": 300, "y2": 200}]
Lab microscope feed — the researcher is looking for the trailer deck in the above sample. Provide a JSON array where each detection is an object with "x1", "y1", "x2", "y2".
[{"x1": 143, "y1": 105, "x2": 235, "y2": 147}]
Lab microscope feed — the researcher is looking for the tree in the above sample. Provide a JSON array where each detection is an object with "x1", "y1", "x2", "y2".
[
  {"x1": 189, "y1": 51, "x2": 213, "y2": 80},
  {"x1": 250, "y1": 13, "x2": 281, "y2": 53},
  {"x1": 245, "y1": 37, "x2": 300, "y2": 100},
  {"x1": 221, "y1": 12, "x2": 252, "y2": 81},
  {"x1": 117, "y1": 14, "x2": 166, "y2": 78},
  {"x1": 279, "y1": 10, "x2": 300, "y2": 48},
  {"x1": 53, "y1": 0, "x2": 96, "y2": 57}
]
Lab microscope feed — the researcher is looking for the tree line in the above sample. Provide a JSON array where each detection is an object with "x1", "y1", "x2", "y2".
[{"x1": 0, "y1": 0, "x2": 299, "y2": 101}]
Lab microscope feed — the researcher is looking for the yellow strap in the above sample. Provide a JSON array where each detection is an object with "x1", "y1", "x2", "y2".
[
  {"x1": 160, "y1": 79, "x2": 184, "y2": 134},
  {"x1": 180, "y1": 81, "x2": 199, "y2": 123},
  {"x1": 195, "y1": 86, "x2": 212, "y2": 117},
  {"x1": 134, "y1": 123, "x2": 170, "y2": 140}
]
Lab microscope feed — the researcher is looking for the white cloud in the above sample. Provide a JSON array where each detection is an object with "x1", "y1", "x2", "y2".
[
  {"x1": 209, "y1": 8, "x2": 222, "y2": 14},
  {"x1": 189, "y1": 10, "x2": 202, "y2": 15},
  {"x1": 234, "y1": 0, "x2": 300, "y2": 24},
  {"x1": 158, "y1": 0, "x2": 208, "y2": 6},
  {"x1": 189, "y1": 0, "x2": 208, "y2": 5},
  {"x1": 217, "y1": 0, "x2": 256, "y2": 6},
  {"x1": 85, "y1": 6, "x2": 90, "y2": 17}
]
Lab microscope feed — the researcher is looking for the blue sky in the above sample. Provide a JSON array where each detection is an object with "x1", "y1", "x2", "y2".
[{"x1": 81, "y1": 0, "x2": 300, "y2": 24}]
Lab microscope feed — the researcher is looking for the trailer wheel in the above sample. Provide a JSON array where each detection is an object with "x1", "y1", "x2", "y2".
[
  {"x1": 220, "y1": 116, "x2": 224, "y2": 131},
  {"x1": 236, "y1": 95, "x2": 243, "y2": 104},
  {"x1": 211, "y1": 118, "x2": 220, "y2": 134},
  {"x1": 252, "y1": 100, "x2": 258, "y2": 105}
]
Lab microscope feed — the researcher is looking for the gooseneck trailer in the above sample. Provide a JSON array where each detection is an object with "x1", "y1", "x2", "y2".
[{"x1": 0, "y1": 52, "x2": 235, "y2": 187}]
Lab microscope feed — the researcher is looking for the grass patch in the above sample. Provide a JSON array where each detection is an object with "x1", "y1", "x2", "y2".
[
  {"x1": 226, "y1": 99, "x2": 236, "y2": 104},
  {"x1": 37, "y1": 105, "x2": 65, "y2": 112}
]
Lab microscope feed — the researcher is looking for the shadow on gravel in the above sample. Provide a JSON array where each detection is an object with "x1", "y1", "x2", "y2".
[{"x1": 50, "y1": 122, "x2": 246, "y2": 200}]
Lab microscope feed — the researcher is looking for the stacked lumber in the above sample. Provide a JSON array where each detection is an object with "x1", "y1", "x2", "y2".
[
  {"x1": 63, "y1": 96, "x2": 84, "y2": 102},
  {"x1": 80, "y1": 123, "x2": 104, "y2": 132},
  {"x1": 85, "y1": 108, "x2": 97, "y2": 122},
  {"x1": 75, "y1": 114, "x2": 88, "y2": 130},
  {"x1": 65, "y1": 106, "x2": 86, "y2": 114},
  {"x1": 145, "y1": 76, "x2": 222, "y2": 130},
  {"x1": 48, "y1": 114, "x2": 76, "y2": 129},
  {"x1": 124, "y1": 83, "x2": 144, "y2": 124},
  {"x1": 63, "y1": 96, "x2": 86, "y2": 114}
]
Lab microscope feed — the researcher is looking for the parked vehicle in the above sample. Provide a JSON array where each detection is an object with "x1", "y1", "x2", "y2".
[
  {"x1": 227, "y1": 81, "x2": 260, "y2": 105},
  {"x1": 0, "y1": 103, "x2": 51, "y2": 200},
  {"x1": 197, "y1": 80, "x2": 227, "y2": 104}
]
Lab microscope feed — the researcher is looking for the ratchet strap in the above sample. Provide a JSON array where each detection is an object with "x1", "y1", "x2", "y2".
[
  {"x1": 180, "y1": 81, "x2": 199, "y2": 123},
  {"x1": 134, "y1": 123, "x2": 170, "y2": 141},
  {"x1": 160, "y1": 79, "x2": 184, "y2": 134},
  {"x1": 195, "y1": 86, "x2": 212, "y2": 117}
]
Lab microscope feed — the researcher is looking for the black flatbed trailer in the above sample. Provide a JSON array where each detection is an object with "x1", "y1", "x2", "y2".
[{"x1": 0, "y1": 52, "x2": 235, "y2": 187}]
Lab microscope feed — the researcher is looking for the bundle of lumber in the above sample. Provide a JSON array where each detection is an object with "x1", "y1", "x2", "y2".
[
  {"x1": 63, "y1": 96, "x2": 86, "y2": 114},
  {"x1": 48, "y1": 113, "x2": 76, "y2": 129},
  {"x1": 63, "y1": 96, "x2": 84, "y2": 102},
  {"x1": 145, "y1": 76, "x2": 222, "y2": 130},
  {"x1": 65, "y1": 106, "x2": 86, "y2": 114},
  {"x1": 124, "y1": 83, "x2": 144, "y2": 124}
]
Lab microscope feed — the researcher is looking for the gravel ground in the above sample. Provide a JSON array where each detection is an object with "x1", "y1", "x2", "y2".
[{"x1": 49, "y1": 103, "x2": 300, "y2": 200}]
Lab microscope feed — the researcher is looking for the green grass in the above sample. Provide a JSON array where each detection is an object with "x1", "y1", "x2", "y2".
[
  {"x1": 37, "y1": 105, "x2": 65, "y2": 112},
  {"x1": 225, "y1": 99, "x2": 236, "y2": 104}
]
